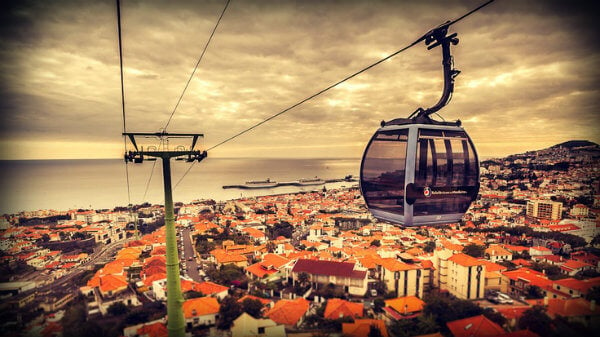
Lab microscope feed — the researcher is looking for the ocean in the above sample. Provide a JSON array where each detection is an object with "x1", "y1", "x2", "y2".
[{"x1": 0, "y1": 158, "x2": 360, "y2": 214}]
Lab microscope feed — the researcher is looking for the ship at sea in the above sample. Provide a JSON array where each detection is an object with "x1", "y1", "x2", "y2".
[
  {"x1": 297, "y1": 177, "x2": 325, "y2": 186},
  {"x1": 240, "y1": 178, "x2": 278, "y2": 189}
]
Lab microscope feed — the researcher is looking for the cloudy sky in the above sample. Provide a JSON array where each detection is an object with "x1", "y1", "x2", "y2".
[{"x1": 0, "y1": 0, "x2": 598, "y2": 160}]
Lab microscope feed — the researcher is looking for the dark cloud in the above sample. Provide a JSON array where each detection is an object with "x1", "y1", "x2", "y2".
[{"x1": 0, "y1": 0, "x2": 598, "y2": 159}]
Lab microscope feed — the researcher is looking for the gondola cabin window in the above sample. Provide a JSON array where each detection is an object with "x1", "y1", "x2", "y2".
[{"x1": 361, "y1": 129, "x2": 409, "y2": 215}]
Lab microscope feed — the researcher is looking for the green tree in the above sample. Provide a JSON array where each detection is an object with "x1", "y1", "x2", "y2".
[
  {"x1": 107, "y1": 301, "x2": 129, "y2": 316},
  {"x1": 373, "y1": 298, "x2": 386, "y2": 313},
  {"x1": 369, "y1": 325, "x2": 383, "y2": 337},
  {"x1": 518, "y1": 305, "x2": 553, "y2": 336},
  {"x1": 483, "y1": 308, "x2": 506, "y2": 327},
  {"x1": 527, "y1": 285, "x2": 545, "y2": 299},
  {"x1": 184, "y1": 290, "x2": 205, "y2": 299},
  {"x1": 218, "y1": 296, "x2": 243, "y2": 330},
  {"x1": 423, "y1": 241, "x2": 436, "y2": 253},
  {"x1": 242, "y1": 298, "x2": 264, "y2": 318},
  {"x1": 585, "y1": 286, "x2": 600, "y2": 302},
  {"x1": 463, "y1": 243, "x2": 486, "y2": 258},
  {"x1": 298, "y1": 272, "x2": 310, "y2": 286}
]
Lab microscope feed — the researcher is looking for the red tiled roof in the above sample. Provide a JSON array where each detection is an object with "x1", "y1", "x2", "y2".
[
  {"x1": 183, "y1": 297, "x2": 220, "y2": 318},
  {"x1": 266, "y1": 298, "x2": 310, "y2": 326},
  {"x1": 324, "y1": 298, "x2": 363, "y2": 320},
  {"x1": 292, "y1": 259, "x2": 366, "y2": 279},
  {"x1": 137, "y1": 322, "x2": 168, "y2": 337},
  {"x1": 448, "y1": 253, "x2": 486, "y2": 267},
  {"x1": 342, "y1": 319, "x2": 389, "y2": 337},
  {"x1": 446, "y1": 315, "x2": 505, "y2": 337},
  {"x1": 196, "y1": 281, "x2": 228, "y2": 295}
]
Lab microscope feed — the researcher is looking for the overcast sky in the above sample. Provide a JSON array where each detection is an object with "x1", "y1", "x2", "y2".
[{"x1": 0, "y1": 0, "x2": 598, "y2": 160}]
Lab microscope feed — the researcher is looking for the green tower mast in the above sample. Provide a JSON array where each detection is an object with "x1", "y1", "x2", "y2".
[{"x1": 124, "y1": 132, "x2": 206, "y2": 337}]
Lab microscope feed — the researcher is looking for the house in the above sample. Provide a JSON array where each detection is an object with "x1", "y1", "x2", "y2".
[
  {"x1": 195, "y1": 281, "x2": 229, "y2": 300},
  {"x1": 291, "y1": 259, "x2": 368, "y2": 296},
  {"x1": 446, "y1": 254, "x2": 486, "y2": 300},
  {"x1": 552, "y1": 277, "x2": 600, "y2": 298},
  {"x1": 323, "y1": 298, "x2": 363, "y2": 320},
  {"x1": 123, "y1": 319, "x2": 168, "y2": 337},
  {"x1": 182, "y1": 297, "x2": 220, "y2": 328},
  {"x1": 559, "y1": 259, "x2": 594, "y2": 276},
  {"x1": 446, "y1": 315, "x2": 505, "y2": 337},
  {"x1": 383, "y1": 296, "x2": 425, "y2": 322},
  {"x1": 342, "y1": 319, "x2": 389, "y2": 337},
  {"x1": 230, "y1": 312, "x2": 286, "y2": 337},
  {"x1": 378, "y1": 258, "x2": 427, "y2": 298},
  {"x1": 245, "y1": 254, "x2": 290, "y2": 281},
  {"x1": 485, "y1": 245, "x2": 513, "y2": 263},
  {"x1": 265, "y1": 298, "x2": 310, "y2": 329},
  {"x1": 529, "y1": 246, "x2": 552, "y2": 257},
  {"x1": 501, "y1": 268, "x2": 553, "y2": 299},
  {"x1": 545, "y1": 297, "x2": 600, "y2": 329}
]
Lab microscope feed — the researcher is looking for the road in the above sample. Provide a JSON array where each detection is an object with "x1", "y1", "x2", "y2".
[{"x1": 180, "y1": 227, "x2": 202, "y2": 282}]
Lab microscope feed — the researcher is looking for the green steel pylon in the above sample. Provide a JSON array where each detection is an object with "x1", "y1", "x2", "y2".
[{"x1": 124, "y1": 132, "x2": 206, "y2": 337}]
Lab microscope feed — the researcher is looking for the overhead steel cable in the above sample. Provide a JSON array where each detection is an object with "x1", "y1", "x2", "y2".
[
  {"x1": 174, "y1": 0, "x2": 494, "y2": 189},
  {"x1": 206, "y1": 0, "x2": 494, "y2": 153},
  {"x1": 163, "y1": 0, "x2": 232, "y2": 132},
  {"x1": 116, "y1": 0, "x2": 132, "y2": 206}
]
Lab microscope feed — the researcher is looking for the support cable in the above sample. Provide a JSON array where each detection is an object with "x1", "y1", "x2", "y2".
[
  {"x1": 163, "y1": 0, "x2": 231, "y2": 131},
  {"x1": 117, "y1": 0, "x2": 132, "y2": 207},
  {"x1": 174, "y1": 0, "x2": 494, "y2": 189}
]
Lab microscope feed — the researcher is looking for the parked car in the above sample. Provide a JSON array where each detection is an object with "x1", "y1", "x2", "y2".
[{"x1": 487, "y1": 291, "x2": 513, "y2": 304}]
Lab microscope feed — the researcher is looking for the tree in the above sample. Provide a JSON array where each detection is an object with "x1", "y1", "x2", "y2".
[
  {"x1": 373, "y1": 298, "x2": 386, "y2": 313},
  {"x1": 185, "y1": 290, "x2": 205, "y2": 299},
  {"x1": 518, "y1": 305, "x2": 553, "y2": 336},
  {"x1": 298, "y1": 272, "x2": 310, "y2": 286},
  {"x1": 483, "y1": 308, "x2": 506, "y2": 327},
  {"x1": 107, "y1": 301, "x2": 129, "y2": 316},
  {"x1": 585, "y1": 286, "x2": 600, "y2": 302},
  {"x1": 218, "y1": 296, "x2": 243, "y2": 330},
  {"x1": 463, "y1": 243, "x2": 486, "y2": 258},
  {"x1": 242, "y1": 298, "x2": 264, "y2": 318},
  {"x1": 370, "y1": 239, "x2": 381, "y2": 247},
  {"x1": 369, "y1": 325, "x2": 383, "y2": 337},
  {"x1": 527, "y1": 285, "x2": 545, "y2": 299},
  {"x1": 423, "y1": 241, "x2": 436, "y2": 253}
]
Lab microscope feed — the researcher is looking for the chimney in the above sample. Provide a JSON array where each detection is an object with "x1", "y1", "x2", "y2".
[
  {"x1": 543, "y1": 296, "x2": 549, "y2": 305},
  {"x1": 591, "y1": 300, "x2": 596, "y2": 312}
]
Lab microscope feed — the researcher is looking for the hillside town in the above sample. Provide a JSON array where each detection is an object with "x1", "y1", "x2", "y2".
[{"x1": 1, "y1": 141, "x2": 600, "y2": 337}]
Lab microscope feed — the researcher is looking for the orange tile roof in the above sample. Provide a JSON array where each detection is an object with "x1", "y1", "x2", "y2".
[
  {"x1": 196, "y1": 281, "x2": 228, "y2": 295},
  {"x1": 182, "y1": 297, "x2": 220, "y2": 318},
  {"x1": 378, "y1": 258, "x2": 419, "y2": 272},
  {"x1": 448, "y1": 253, "x2": 486, "y2": 267},
  {"x1": 88, "y1": 274, "x2": 128, "y2": 293},
  {"x1": 142, "y1": 273, "x2": 167, "y2": 287},
  {"x1": 546, "y1": 298, "x2": 600, "y2": 318},
  {"x1": 136, "y1": 321, "x2": 168, "y2": 337},
  {"x1": 342, "y1": 319, "x2": 389, "y2": 337},
  {"x1": 266, "y1": 298, "x2": 310, "y2": 326},
  {"x1": 446, "y1": 315, "x2": 505, "y2": 337},
  {"x1": 324, "y1": 298, "x2": 364, "y2": 320},
  {"x1": 502, "y1": 268, "x2": 552, "y2": 289},
  {"x1": 385, "y1": 296, "x2": 425, "y2": 315},
  {"x1": 553, "y1": 277, "x2": 600, "y2": 293}
]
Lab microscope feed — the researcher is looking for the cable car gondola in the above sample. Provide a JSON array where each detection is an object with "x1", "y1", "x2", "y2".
[{"x1": 360, "y1": 23, "x2": 480, "y2": 226}]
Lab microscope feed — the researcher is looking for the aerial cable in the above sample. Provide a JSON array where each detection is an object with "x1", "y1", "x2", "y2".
[
  {"x1": 174, "y1": 0, "x2": 494, "y2": 189},
  {"x1": 116, "y1": 0, "x2": 132, "y2": 207},
  {"x1": 163, "y1": 0, "x2": 232, "y2": 131},
  {"x1": 206, "y1": 0, "x2": 494, "y2": 152}
]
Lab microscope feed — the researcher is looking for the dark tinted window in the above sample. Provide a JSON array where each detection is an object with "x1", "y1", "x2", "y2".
[
  {"x1": 413, "y1": 129, "x2": 478, "y2": 216},
  {"x1": 361, "y1": 129, "x2": 408, "y2": 214}
]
